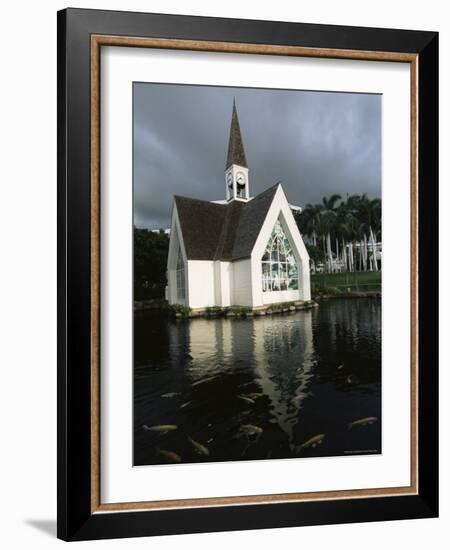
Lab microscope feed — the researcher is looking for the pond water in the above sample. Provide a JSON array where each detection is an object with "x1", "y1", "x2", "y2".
[{"x1": 134, "y1": 298, "x2": 381, "y2": 466}]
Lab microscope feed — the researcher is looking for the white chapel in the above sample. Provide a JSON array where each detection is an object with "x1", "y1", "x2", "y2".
[{"x1": 166, "y1": 100, "x2": 311, "y2": 310}]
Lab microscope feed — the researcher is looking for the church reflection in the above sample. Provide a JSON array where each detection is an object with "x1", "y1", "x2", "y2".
[
  {"x1": 252, "y1": 311, "x2": 315, "y2": 448},
  {"x1": 178, "y1": 311, "x2": 316, "y2": 448}
]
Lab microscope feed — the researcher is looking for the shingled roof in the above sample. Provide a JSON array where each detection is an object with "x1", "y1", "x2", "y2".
[
  {"x1": 226, "y1": 100, "x2": 247, "y2": 169},
  {"x1": 174, "y1": 184, "x2": 279, "y2": 261}
]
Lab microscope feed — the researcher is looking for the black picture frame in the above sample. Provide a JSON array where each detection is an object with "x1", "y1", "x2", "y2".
[{"x1": 57, "y1": 7, "x2": 438, "y2": 541}]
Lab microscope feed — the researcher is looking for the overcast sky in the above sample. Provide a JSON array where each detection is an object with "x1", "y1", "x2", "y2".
[{"x1": 134, "y1": 83, "x2": 381, "y2": 230}]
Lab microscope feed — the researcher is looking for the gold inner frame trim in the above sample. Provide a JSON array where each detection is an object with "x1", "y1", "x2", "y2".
[{"x1": 90, "y1": 34, "x2": 419, "y2": 514}]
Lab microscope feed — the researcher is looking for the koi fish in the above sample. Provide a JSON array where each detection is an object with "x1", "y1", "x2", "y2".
[
  {"x1": 347, "y1": 416, "x2": 377, "y2": 429},
  {"x1": 188, "y1": 437, "x2": 210, "y2": 456},
  {"x1": 299, "y1": 433, "x2": 326, "y2": 449},
  {"x1": 292, "y1": 391, "x2": 310, "y2": 403},
  {"x1": 238, "y1": 395, "x2": 255, "y2": 404},
  {"x1": 191, "y1": 376, "x2": 217, "y2": 387},
  {"x1": 157, "y1": 449, "x2": 181, "y2": 463},
  {"x1": 241, "y1": 424, "x2": 263, "y2": 435},
  {"x1": 246, "y1": 392, "x2": 264, "y2": 399},
  {"x1": 143, "y1": 424, "x2": 177, "y2": 433}
]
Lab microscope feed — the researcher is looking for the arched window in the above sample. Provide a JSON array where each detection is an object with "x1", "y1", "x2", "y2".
[
  {"x1": 262, "y1": 218, "x2": 299, "y2": 292},
  {"x1": 176, "y1": 246, "x2": 185, "y2": 302}
]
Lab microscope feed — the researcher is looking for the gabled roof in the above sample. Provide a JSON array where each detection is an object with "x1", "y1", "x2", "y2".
[
  {"x1": 226, "y1": 100, "x2": 247, "y2": 169},
  {"x1": 174, "y1": 184, "x2": 279, "y2": 261},
  {"x1": 173, "y1": 197, "x2": 227, "y2": 261}
]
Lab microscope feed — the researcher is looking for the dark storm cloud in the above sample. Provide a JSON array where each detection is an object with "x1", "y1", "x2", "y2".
[{"x1": 133, "y1": 83, "x2": 381, "y2": 229}]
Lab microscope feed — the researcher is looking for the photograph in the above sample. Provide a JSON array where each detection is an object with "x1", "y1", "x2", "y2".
[
  {"x1": 133, "y1": 83, "x2": 382, "y2": 466},
  {"x1": 53, "y1": 6, "x2": 438, "y2": 542}
]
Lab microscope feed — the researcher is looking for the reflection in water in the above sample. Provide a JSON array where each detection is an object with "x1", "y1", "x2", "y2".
[
  {"x1": 252, "y1": 312, "x2": 315, "y2": 448},
  {"x1": 134, "y1": 299, "x2": 381, "y2": 465}
]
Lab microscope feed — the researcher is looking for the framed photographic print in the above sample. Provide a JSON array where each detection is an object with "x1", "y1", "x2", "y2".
[{"x1": 57, "y1": 8, "x2": 438, "y2": 541}]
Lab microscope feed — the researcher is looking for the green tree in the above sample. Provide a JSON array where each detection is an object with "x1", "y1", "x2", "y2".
[{"x1": 134, "y1": 227, "x2": 169, "y2": 300}]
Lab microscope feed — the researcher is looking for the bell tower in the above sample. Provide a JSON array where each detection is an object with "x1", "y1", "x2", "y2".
[{"x1": 225, "y1": 100, "x2": 249, "y2": 202}]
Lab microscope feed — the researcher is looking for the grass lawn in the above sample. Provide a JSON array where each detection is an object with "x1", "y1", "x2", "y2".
[{"x1": 311, "y1": 271, "x2": 381, "y2": 294}]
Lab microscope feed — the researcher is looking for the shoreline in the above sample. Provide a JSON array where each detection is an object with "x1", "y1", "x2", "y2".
[
  {"x1": 314, "y1": 291, "x2": 381, "y2": 300},
  {"x1": 134, "y1": 292, "x2": 380, "y2": 319}
]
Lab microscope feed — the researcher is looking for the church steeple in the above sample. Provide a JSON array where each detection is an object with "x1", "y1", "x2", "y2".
[
  {"x1": 226, "y1": 99, "x2": 247, "y2": 169},
  {"x1": 225, "y1": 100, "x2": 250, "y2": 202}
]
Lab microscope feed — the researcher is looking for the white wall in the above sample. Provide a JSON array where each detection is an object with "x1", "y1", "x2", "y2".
[
  {"x1": 1, "y1": 2, "x2": 448, "y2": 550},
  {"x1": 262, "y1": 289, "x2": 299, "y2": 305},
  {"x1": 187, "y1": 260, "x2": 216, "y2": 308},
  {"x1": 232, "y1": 258, "x2": 253, "y2": 306},
  {"x1": 214, "y1": 261, "x2": 232, "y2": 307}
]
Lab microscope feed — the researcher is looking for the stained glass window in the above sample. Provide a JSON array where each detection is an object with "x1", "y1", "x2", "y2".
[
  {"x1": 176, "y1": 246, "x2": 185, "y2": 301},
  {"x1": 262, "y1": 219, "x2": 299, "y2": 292}
]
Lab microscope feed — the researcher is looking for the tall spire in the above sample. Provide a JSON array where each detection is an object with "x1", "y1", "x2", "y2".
[{"x1": 226, "y1": 99, "x2": 247, "y2": 169}]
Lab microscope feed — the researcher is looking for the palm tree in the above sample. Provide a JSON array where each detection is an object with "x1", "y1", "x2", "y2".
[
  {"x1": 295, "y1": 193, "x2": 382, "y2": 274},
  {"x1": 296, "y1": 203, "x2": 323, "y2": 247},
  {"x1": 354, "y1": 194, "x2": 381, "y2": 271},
  {"x1": 336, "y1": 210, "x2": 359, "y2": 272},
  {"x1": 320, "y1": 194, "x2": 341, "y2": 272}
]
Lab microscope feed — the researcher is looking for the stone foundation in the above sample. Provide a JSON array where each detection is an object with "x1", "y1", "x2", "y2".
[{"x1": 183, "y1": 300, "x2": 318, "y2": 319}]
